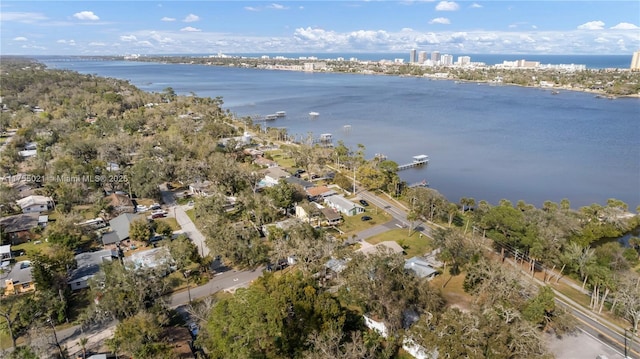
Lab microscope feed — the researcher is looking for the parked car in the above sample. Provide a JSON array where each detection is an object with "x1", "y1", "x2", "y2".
[
  {"x1": 361, "y1": 216, "x2": 372, "y2": 221},
  {"x1": 359, "y1": 199, "x2": 369, "y2": 207},
  {"x1": 151, "y1": 211, "x2": 166, "y2": 219},
  {"x1": 150, "y1": 203, "x2": 161, "y2": 210}
]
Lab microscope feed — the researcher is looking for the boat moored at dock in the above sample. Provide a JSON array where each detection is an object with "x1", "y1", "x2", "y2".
[{"x1": 276, "y1": 111, "x2": 286, "y2": 117}]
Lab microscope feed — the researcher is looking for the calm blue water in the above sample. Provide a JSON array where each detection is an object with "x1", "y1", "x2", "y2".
[{"x1": 42, "y1": 60, "x2": 640, "y2": 209}]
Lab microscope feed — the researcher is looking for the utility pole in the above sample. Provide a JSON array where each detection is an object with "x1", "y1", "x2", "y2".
[{"x1": 352, "y1": 165, "x2": 356, "y2": 195}]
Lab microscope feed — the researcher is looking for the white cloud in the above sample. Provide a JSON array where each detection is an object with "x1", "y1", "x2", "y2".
[
  {"x1": 13, "y1": 36, "x2": 28, "y2": 41},
  {"x1": 436, "y1": 1, "x2": 459, "y2": 11},
  {"x1": 0, "y1": 11, "x2": 47, "y2": 23},
  {"x1": 120, "y1": 35, "x2": 138, "y2": 42},
  {"x1": 610, "y1": 22, "x2": 639, "y2": 30},
  {"x1": 88, "y1": 42, "x2": 106, "y2": 46},
  {"x1": 244, "y1": 6, "x2": 260, "y2": 12},
  {"x1": 56, "y1": 39, "x2": 76, "y2": 45},
  {"x1": 183, "y1": 14, "x2": 200, "y2": 22},
  {"x1": 180, "y1": 26, "x2": 201, "y2": 32},
  {"x1": 594, "y1": 37, "x2": 608, "y2": 43},
  {"x1": 532, "y1": 25, "x2": 537, "y2": 29},
  {"x1": 161, "y1": 17, "x2": 176, "y2": 22},
  {"x1": 470, "y1": 3, "x2": 482, "y2": 8},
  {"x1": 577, "y1": 21, "x2": 604, "y2": 30},
  {"x1": 73, "y1": 11, "x2": 100, "y2": 21},
  {"x1": 267, "y1": 3, "x2": 288, "y2": 10},
  {"x1": 429, "y1": 17, "x2": 450, "y2": 25}
]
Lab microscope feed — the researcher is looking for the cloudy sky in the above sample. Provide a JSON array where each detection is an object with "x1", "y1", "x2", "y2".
[{"x1": 1, "y1": 1, "x2": 639, "y2": 55}]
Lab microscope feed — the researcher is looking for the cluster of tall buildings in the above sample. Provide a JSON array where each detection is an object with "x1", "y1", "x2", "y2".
[{"x1": 409, "y1": 49, "x2": 470, "y2": 66}]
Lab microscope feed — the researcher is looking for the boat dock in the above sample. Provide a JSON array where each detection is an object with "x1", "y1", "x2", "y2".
[
  {"x1": 397, "y1": 155, "x2": 429, "y2": 171},
  {"x1": 408, "y1": 179, "x2": 429, "y2": 188}
]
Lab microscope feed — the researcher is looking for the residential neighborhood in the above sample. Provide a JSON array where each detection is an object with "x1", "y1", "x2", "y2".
[{"x1": 0, "y1": 57, "x2": 638, "y2": 359}]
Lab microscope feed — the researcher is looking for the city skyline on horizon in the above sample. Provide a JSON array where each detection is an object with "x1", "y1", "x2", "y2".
[{"x1": 1, "y1": 1, "x2": 639, "y2": 56}]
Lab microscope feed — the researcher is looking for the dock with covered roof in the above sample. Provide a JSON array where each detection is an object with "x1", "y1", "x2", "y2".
[{"x1": 397, "y1": 155, "x2": 429, "y2": 171}]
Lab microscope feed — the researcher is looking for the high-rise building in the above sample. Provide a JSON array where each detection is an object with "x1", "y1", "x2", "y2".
[
  {"x1": 441, "y1": 54, "x2": 453, "y2": 66},
  {"x1": 456, "y1": 56, "x2": 471, "y2": 66},
  {"x1": 631, "y1": 50, "x2": 640, "y2": 71},
  {"x1": 418, "y1": 51, "x2": 427, "y2": 64},
  {"x1": 410, "y1": 49, "x2": 417, "y2": 64},
  {"x1": 431, "y1": 51, "x2": 441, "y2": 65}
]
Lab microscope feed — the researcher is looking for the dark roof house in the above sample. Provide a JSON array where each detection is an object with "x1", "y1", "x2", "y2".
[
  {"x1": 101, "y1": 213, "x2": 143, "y2": 246},
  {"x1": 68, "y1": 249, "x2": 118, "y2": 290}
]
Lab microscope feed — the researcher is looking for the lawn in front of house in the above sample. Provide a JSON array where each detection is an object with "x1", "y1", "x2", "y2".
[
  {"x1": 366, "y1": 228, "x2": 432, "y2": 258},
  {"x1": 266, "y1": 149, "x2": 296, "y2": 168},
  {"x1": 338, "y1": 208, "x2": 392, "y2": 237},
  {"x1": 154, "y1": 217, "x2": 181, "y2": 231}
]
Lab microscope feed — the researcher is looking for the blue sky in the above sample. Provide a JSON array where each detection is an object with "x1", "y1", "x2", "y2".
[{"x1": 1, "y1": 1, "x2": 639, "y2": 55}]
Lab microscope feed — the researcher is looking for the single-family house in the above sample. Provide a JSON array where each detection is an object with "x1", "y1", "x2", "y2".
[
  {"x1": 358, "y1": 241, "x2": 404, "y2": 257},
  {"x1": 404, "y1": 257, "x2": 438, "y2": 280},
  {"x1": 5, "y1": 174, "x2": 35, "y2": 198},
  {"x1": 243, "y1": 148, "x2": 264, "y2": 158},
  {"x1": 1, "y1": 261, "x2": 35, "y2": 295},
  {"x1": 189, "y1": 180, "x2": 214, "y2": 197},
  {"x1": 105, "y1": 193, "x2": 135, "y2": 215},
  {"x1": 262, "y1": 218, "x2": 301, "y2": 238},
  {"x1": 0, "y1": 213, "x2": 40, "y2": 244},
  {"x1": 322, "y1": 258, "x2": 349, "y2": 281},
  {"x1": 253, "y1": 156, "x2": 278, "y2": 168},
  {"x1": 324, "y1": 195, "x2": 365, "y2": 216},
  {"x1": 284, "y1": 176, "x2": 314, "y2": 190},
  {"x1": 306, "y1": 186, "x2": 337, "y2": 201},
  {"x1": 101, "y1": 213, "x2": 143, "y2": 246},
  {"x1": 16, "y1": 195, "x2": 54, "y2": 213},
  {"x1": 262, "y1": 167, "x2": 291, "y2": 187},
  {"x1": 295, "y1": 202, "x2": 324, "y2": 225},
  {"x1": 320, "y1": 208, "x2": 342, "y2": 226},
  {"x1": 68, "y1": 249, "x2": 118, "y2": 291}
]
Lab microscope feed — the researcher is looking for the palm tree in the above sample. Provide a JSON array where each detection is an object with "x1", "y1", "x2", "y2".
[{"x1": 79, "y1": 337, "x2": 88, "y2": 359}]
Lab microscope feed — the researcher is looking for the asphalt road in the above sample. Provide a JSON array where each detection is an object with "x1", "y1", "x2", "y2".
[{"x1": 358, "y1": 188, "x2": 638, "y2": 359}]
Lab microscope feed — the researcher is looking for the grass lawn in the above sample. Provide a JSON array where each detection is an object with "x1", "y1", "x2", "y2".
[
  {"x1": 338, "y1": 208, "x2": 392, "y2": 237},
  {"x1": 366, "y1": 229, "x2": 432, "y2": 258},
  {"x1": 430, "y1": 271, "x2": 474, "y2": 311},
  {"x1": 185, "y1": 208, "x2": 196, "y2": 222},
  {"x1": 11, "y1": 239, "x2": 53, "y2": 261},
  {"x1": 267, "y1": 149, "x2": 296, "y2": 168},
  {"x1": 155, "y1": 217, "x2": 181, "y2": 231}
]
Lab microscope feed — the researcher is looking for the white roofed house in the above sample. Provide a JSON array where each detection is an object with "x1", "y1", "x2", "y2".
[
  {"x1": 324, "y1": 195, "x2": 365, "y2": 217},
  {"x1": 189, "y1": 180, "x2": 214, "y2": 197},
  {"x1": 16, "y1": 195, "x2": 54, "y2": 214}
]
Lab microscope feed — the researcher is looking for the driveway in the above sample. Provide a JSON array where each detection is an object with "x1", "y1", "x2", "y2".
[{"x1": 159, "y1": 183, "x2": 210, "y2": 258}]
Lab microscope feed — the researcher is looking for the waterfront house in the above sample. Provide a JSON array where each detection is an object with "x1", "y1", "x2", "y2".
[
  {"x1": 323, "y1": 195, "x2": 365, "y2": 216},
  {"x1": 1, "y1": 261, "x2": 35, "y2": 295},
  {"x1": 16, "y1": 195, "x2": 54, "y2": 214},
  {"x1": 68, "y1": 249, "x2": 118, "y2": 291}
]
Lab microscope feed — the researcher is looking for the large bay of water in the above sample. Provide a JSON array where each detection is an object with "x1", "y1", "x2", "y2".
[{"x1": 43, "y1": 60, "x2": 640, "y2": 209}]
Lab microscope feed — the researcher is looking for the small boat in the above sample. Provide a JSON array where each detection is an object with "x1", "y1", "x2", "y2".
[
  {"x1": 551, "y1": 90, "x2": 560, "y2": 95},
  {"x1": 309, "y1": 111, "x2": 319, "y2": 118},
  {"x1": 265, "y1": 114, "x2": 277, "y2": 120},
  {"x1": 275, "y1": 111, "x2": 286, "y2": 117}
]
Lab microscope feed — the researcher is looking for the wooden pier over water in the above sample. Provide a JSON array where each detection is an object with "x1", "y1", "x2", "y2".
[{"x1": 397, "y1": 155, "x2": 429, "y2": 171}]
